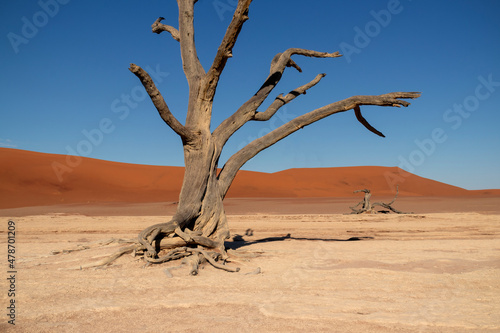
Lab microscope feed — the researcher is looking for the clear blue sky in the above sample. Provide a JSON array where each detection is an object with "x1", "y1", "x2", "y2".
[{"x1": 1, "y1": 0, "x2": 500, "y2": 190}]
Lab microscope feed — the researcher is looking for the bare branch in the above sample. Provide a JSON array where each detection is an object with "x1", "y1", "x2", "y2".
[
  {"x1": 213, "y1": 48, "x2": 342, "y2": 148},
  {"x1": 218, "y1": 92, "x2": 421, "y2": 196},
  {"x1": 175, "y1": 0, "x2": 209, "y2": 130},
  {"x1": 253, "y1": 73, "x2": 326, "y2": 121},
  {"x1": 270, "y1": 49, "x2": 341, "y2": 74},
  {"x1": 354, "y1": 105, "x2": 385, "y2": 137},
  {"x1": 177, "y1": 0, "x2": 205, "y2": 82},
  {"x1": 129, "y1": 64, "x2": 194, "y2": 141},
  {"x1": 152, "y1": 17, "x2": 180, "y2": 42},
  {"x1": 201, "y1": 0, "x2": 251, "y2": 102}
]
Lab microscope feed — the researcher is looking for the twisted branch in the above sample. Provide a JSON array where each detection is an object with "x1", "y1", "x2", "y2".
[
  {"x1": 152, "y1": 17, "x2": 180, "y2": 41},
  {"x1": 129, "y1": 64, "x2": 194, "y2": 141}
]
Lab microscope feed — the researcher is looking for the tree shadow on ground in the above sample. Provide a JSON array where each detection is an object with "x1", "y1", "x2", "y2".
[{"x1": 225, "y1": 233, "x2": 374, "y2": 251}]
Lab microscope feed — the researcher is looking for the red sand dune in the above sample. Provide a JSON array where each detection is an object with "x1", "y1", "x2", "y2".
[{"x1": 0, "y1": 148, "x2": 498, "y2": 209}]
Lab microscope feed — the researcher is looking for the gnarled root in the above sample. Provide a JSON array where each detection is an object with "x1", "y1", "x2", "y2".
[
  {"x1": 52, "y1": 223, "x2": 239, "y2": 275},
  {"x1": 136, "y1": 217, "x2": 225, "y2": 265},
  {"x1": 138, "y1": 220, "x2": 179, "y2": 257},
  {"x1": 137, "y1": 219, "x2": 220, "y2": 258}
]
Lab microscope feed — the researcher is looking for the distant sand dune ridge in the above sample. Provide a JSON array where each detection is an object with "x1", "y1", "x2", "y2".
[{"x1": 0, "y1": 148, "x2": 498, "y2": 209}]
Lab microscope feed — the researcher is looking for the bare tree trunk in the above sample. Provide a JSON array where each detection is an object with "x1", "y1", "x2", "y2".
[{"x1": 184, "y1": 144, "x2": 229, "y2": 245}]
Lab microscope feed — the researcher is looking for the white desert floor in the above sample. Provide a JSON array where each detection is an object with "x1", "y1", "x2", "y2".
[{"x1": 1, "y1": 198, "x2": 499, "y2": 332}]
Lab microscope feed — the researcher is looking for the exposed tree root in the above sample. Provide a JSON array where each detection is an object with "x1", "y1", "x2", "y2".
[
  {"x1": 51, "y1": 231, "x2": 240, "y2": 275},
  {"x1": 349, "y1": 186, "x2": 412, "y2": 214}
]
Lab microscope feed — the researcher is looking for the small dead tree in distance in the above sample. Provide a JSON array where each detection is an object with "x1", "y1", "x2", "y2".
[
  {"x1": 349, "y1": 186, "x2": 412, "y2": 214},
  {"x1": 113, "y1": 1, "x2": 420, "y2": 272}
]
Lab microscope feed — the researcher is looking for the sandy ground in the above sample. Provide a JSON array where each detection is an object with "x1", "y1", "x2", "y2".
[{"x1": 1, "y1": 198, "x2": 499, "y2": 332}]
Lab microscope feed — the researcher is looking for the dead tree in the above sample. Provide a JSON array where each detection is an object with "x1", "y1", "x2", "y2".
[
  {"x1": 349, "y1": 186, "x2": 411, "y2": 214},
  {"x1": 92, "y1": 1, "x2": 419, "y2": 273}
]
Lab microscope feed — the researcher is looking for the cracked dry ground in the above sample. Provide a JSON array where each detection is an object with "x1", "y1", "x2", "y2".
[{"x1": 1, "y1": 209, "x2": 499, "y2": 333}]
